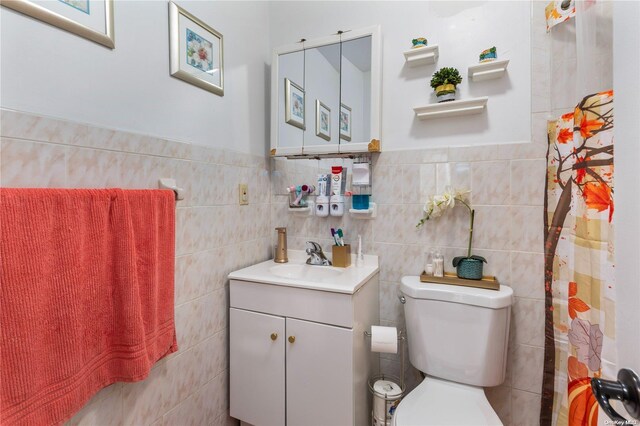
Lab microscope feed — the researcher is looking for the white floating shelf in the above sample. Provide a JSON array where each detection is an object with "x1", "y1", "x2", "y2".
[
  {"x1": 403, "y1": 45, "x2": 439, "y2": 67},
  {"x1": 288, "y1": 201, "x2": 314, "y2": 216},
  {"x1": 468, "y1": 59, "x2": 510, "y2": 82},
  {"x1": 413, "y1": 97, "x2": 488, "y2": 120},
  {"x1": 348, "y1": 202, "x2": 377, "y2": 219}
]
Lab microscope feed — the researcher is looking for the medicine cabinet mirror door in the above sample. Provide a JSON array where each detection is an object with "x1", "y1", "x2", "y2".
[
  {"x1": 275, "y1": 49, "x2": 305, "y2": 156},
  {"x1": 301, "y1": 42, "x2": 342, "y2": 155},
  {"x1": 339, "y1": 34, "x2": 374, "y2": 153}
]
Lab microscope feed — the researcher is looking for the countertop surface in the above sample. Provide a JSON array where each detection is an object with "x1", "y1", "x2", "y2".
[{"x1": 228, "y1": 250, "x2": 379, "y2": 294}]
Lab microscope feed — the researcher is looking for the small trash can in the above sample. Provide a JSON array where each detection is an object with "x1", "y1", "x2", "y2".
[{"x1": 368, "y1": 374, "x2": 405, "y2": 426}]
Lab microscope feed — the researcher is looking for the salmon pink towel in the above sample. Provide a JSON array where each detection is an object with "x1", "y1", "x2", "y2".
[{"x1": 0, "y1": 188, "x2": 177, "y2": 425}]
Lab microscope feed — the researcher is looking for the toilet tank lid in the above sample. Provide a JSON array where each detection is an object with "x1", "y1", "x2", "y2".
[{"x1": 400, "y1": 276, "x2": 513, "y2": 309}]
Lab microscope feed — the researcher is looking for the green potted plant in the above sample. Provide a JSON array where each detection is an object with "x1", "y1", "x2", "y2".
[
  {"x1": 430, "y1": 67, "x2": 463, "y2": 103},
  {"x1": 416, "y1": 187, "x2": 487, "y2": 280}
]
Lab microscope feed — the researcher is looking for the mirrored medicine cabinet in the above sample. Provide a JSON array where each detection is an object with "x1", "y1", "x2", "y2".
[{"x1": 270, "y1": 26, "x2": 382, "y2": 157}]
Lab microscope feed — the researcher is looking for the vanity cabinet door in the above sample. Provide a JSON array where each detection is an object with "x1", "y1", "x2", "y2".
[
  {"x1": 230, "y1": 308, "x2": 286, "y2": 426},
  {"x1": 286, "y1": 318, "x2": 353, "y2": 426}
]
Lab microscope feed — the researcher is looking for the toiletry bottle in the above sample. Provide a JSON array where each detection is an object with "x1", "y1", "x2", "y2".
[
  {"x1": 356, "y1": 235, "x2": 364, "y2": 267},
  {"x1": 274, "y1": 227, "x2": 288, "y2": 263},
  {"x1": 433, "y1": 251, "x2": 444, "y2": 277},
  {"x1": 424, "y1": 248, "x2": 435, "y2": 276}
]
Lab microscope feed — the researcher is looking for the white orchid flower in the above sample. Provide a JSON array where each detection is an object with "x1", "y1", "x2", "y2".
[
  {"x1": 417, "y1": 186, "x2": 477, "y2": 260},
  {"x1": 454, "y1": 187, "x2": 471, "y2": 200},
  {"x1": 417, "y1": 187, "x2": 472, "y2": 227}
]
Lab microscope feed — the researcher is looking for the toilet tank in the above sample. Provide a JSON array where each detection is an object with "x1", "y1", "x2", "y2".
[{"x1": 400, "y1": 276, "x2": 513, "y2": 387}]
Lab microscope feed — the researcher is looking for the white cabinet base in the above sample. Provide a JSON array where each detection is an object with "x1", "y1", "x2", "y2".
[{"x1": 230, "y1": 274, "x2": 380, "y2": 426}]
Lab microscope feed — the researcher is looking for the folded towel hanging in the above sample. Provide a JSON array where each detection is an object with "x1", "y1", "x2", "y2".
[{"x1": 0, "y1": 188, "x2": 178, "y2": 425}]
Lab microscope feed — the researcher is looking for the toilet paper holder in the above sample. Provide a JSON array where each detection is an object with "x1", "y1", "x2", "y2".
[{"x1": 364, "y1": 329, "x2": 406, "y2": 390}]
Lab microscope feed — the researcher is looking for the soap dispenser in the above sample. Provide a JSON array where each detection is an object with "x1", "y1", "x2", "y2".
[{"x1": 274, "y1": 227, "x2": 288, "y2": 263}]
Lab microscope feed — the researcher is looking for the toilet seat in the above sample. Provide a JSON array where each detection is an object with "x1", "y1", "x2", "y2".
[{"x1": 391, "y1": 376, "x2": 502, "y2": 426}]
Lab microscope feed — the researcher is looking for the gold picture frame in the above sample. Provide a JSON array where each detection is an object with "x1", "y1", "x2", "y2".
[
  {"x1": 0, "y1": 0, "x2": 115, "y2": 49},
  {"x1": 169, "y1": 2, "x2": 224, "y2": 96}
]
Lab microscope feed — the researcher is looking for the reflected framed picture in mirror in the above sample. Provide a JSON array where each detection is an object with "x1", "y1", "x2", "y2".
[
  {"x1": 169, "y1": 2, "x2": 224, "y2": 96},
  {"x1": 340, "y1": 103, "x2": 352, "y2": 142},
  {"x1": 315, "y1": 100, "x2": 331, "y2": 141},
  {"x1": 285, "y1": 78, "x2": 305, "y2": 130}
]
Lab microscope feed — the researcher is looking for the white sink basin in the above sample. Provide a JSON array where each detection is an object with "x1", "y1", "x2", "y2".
[
  {"x1": 228, "y1": 250, "x2": 379, "y2": 294},
  {"x1": 269, "y1": 264, "x2": 344, "y2": 282}
]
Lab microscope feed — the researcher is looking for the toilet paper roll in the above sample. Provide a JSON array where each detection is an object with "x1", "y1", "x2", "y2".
[{"x1": 370, "y1": 326, "x2": 397, "y2": 354}]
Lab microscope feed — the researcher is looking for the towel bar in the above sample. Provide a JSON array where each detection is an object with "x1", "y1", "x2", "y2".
[{"x1": 158, "y1": 178, "x2": 184, "y2": 201}]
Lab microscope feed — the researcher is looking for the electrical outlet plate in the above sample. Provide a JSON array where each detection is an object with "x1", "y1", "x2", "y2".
[{"x1": 239, "y1": 184, "x2": 249, "y2": 205}]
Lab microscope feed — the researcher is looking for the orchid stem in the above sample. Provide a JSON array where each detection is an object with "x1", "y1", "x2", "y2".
[
  {"x1": 456, "y1": 197, "x2": 474, "y2": 258},
  {"x1": 468, "y1": 209, "x2": 474, "y2": 258}
]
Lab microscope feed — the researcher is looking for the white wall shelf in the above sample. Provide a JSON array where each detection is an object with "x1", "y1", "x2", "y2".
[
  {"x1": 413, "y1": 97, "x2": 488, "y2": 120},
  {"x1": 288, "y1": 201, "x2": 314, "y2": 216},
  {"x1": 468, "y1": 59, "x2": 509, "y2": 82},
  {"x1": 403, "y1": 45, "x2": 439, "y2": 67},
  {"x1": 348, "y1": 202, "x2": 377, "y2": 219}
]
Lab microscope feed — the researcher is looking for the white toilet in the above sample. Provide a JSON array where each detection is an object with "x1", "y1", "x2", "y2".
[{"x1": 392, "y1": 276, "x2": 514, "y2": 426}]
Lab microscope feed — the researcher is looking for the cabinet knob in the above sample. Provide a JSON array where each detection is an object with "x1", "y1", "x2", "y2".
[
  {"x1": 288, "y1": 336, "x2": 296, "y2": 343},
  {"x1": 270, "y1": 333, "x2": 278, "y2": 341}
]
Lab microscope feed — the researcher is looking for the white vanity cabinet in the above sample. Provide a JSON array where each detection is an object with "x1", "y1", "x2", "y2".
[{"x1": 228, "y1": 258, "x2": 379, "y2": 426}]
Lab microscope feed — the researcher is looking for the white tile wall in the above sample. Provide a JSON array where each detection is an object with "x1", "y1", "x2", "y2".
[
  {"x1": 273, "y1": 142, "x2": 547, "y2": 425},
  {"x1": 2, "y1": 117, "x2": 548, "y2": 426},
  {"x1": 0, "y1": 109, "x2": 271, "y2": 426}
]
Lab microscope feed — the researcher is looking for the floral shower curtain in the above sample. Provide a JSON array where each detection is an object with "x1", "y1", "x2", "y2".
[{"x1": 541, "y1": 90, "x2": 615, "y2": 425}]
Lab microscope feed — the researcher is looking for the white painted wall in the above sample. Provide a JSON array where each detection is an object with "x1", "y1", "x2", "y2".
[
  {"x1": 0, "y1": 1, "x2": 270, "y2": 156},
  {"x1": 613, "y1": 0, "x2": 640, "y2": 375},
  {"x1": 269, "y1": 1, "x2": 531, "y2": 150},
  {"x1": 2, "y1": 1, "x2": 531, "y2": 154}
]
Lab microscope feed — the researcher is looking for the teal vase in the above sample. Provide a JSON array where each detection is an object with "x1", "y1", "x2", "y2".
[{"x1": 456, "y1": 258, "x2": 484, "y2": 280}]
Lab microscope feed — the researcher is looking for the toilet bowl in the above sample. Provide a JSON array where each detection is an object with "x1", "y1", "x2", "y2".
[
  {"x1": 393, "y1": 276, "x2": 513, "y2": 426},
  {"x1": 391, "y1": 377, "x2": 502, "y2": 426}
]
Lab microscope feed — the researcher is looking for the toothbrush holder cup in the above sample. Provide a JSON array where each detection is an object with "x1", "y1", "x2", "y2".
[{"x1": 332, "y1": 244, "x2": 351, "y2": 268}]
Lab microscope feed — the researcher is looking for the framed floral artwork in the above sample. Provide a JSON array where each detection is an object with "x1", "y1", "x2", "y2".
[
  {"x1": 169, "y1": 2, "x2": 224, "y2": 96},
  {"x1": 1, "y1": 0, "x2": 115, "y2": 48},
  {"x1": 315, "y1": 100, "x2": 331, "y2": 141},
  {"x1": 284, "y1": 78, "x2": 305, "y2": 130},
  {"x1": 340, "y1": 103, "x2": 352, "y2": 142}
]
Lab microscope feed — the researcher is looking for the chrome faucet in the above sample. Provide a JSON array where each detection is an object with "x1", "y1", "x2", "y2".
[{"x1": 306, "y1": 241, "x2": 332, "y2": 266}]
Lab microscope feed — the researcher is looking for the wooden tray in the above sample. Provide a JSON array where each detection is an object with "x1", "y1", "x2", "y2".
[{"x1": 419, "y1": 271, "x2": 500, "y2": 291}]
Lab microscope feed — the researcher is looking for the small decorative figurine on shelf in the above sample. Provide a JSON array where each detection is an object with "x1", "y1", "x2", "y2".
[
  {"x1": 479, "y1": 46, "x2": 497, "y2": 63},
  {"x1": 411, "y1": 37, "x2": 428, "y2": 48}
]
